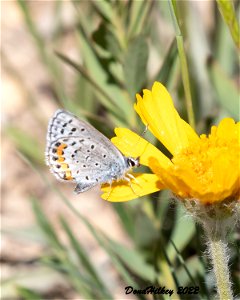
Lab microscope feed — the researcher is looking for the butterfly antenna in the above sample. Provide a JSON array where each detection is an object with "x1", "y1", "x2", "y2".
[{"x1": 124, "y1": 123, "x2": 149, "y2": 158}]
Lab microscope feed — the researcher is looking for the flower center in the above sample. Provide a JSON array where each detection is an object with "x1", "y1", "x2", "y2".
[{"x1": 172, "y1": 133, "x2": 239, "y2": 190}]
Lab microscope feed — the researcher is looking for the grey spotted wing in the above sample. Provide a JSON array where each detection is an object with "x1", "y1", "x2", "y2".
[
  {"x1": 46, "y1": 110, "x2": 128, "y2": 192},
  {"x1": 47, "y1": 110, "x2": 115, "y2": 149}
]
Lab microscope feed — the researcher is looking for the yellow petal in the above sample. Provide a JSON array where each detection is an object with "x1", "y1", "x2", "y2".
[
  {"x1": 112, "y1": 128, "x2": 172, "y2": 168},
  {"x1": 211, "y1": 151, "x2": 240, "y2": 199},
  {"x1": 101, "y1": 173, "x2": 163, "y2": 202},
  {"x1": 212, "y1": 118, "x2": 240, "y2": 142},
  {"x1": 179, "y1": 118, "x2": 200, "y2": 145},
  {"x1": 134, "y1": 82, "x2": 198, "y2": 155},
  {"x1": 149, "y1": 157, "x2": 190, "y2": 198}
]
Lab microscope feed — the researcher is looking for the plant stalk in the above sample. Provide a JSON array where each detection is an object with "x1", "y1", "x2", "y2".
[
  {"x1": 168, "y1": 0, "x2": 195, "y2": 129},
  {"x1": 203, "y1": 226, "x2": 233, "y2": 300},
  {"x1": 216, "y1": 0, "x2": 240, "y2": 51}
]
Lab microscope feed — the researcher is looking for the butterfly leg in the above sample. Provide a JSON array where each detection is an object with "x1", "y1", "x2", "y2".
[
  {"x1": 123, "y1": 175, "x2": 140, "y2": 197},
  {"x1": 126, "y1": 173, "x2": 140, "y2": 186},
  {"x1": 105, "y1": 181, "x2": 113, "y2": 200}
]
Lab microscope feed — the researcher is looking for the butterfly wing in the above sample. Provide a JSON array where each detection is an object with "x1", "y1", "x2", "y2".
[{"x1": 46, "y1": 110, "x2": 127, "y2": 192}]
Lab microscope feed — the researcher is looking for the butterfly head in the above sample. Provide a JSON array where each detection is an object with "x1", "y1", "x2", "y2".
[{"x1": 125, "y1": 157, "x2": 140, "y2": 169}]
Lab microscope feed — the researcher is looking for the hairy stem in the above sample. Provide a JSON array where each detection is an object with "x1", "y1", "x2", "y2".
[{"x1": 204, "y1": 227, "x2": 233, "y2": 300}]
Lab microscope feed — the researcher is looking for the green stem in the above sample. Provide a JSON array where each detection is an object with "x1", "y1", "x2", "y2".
[
  {"x1": 204, "y1": 227, "x2": 233, "y2": 300},
  {"x1": 216, "y1": 0, "x2": 240, "y2": 51},
  {"x1": 168, "y1": 0, "x2": 195, "y2": 129}
]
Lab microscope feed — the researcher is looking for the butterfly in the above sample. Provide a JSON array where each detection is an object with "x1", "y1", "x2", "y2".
[{"x1": 45, "y1": 110, "x2": 139, "y2": 194}]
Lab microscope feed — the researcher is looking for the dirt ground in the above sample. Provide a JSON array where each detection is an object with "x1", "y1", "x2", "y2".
[{"x1": 1, "y1": 2, "x2": 132, "y2": 299}]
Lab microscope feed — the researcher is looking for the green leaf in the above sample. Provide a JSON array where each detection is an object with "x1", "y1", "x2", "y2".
[
  {"x1": 70, "y1": 214, "x2": 142, "y2": 288},
  {"x1": 16, "y1": 286, "x2": 42, "y2": 300},
  {"x1": 157, "y1": 191, "x2": 171, "y2": 228},
  {"x1": 215, "y1": 17, "x2": 236, "y2": 76},
  {"x1": 166, "y1": 203, "x2": 196, "y2": 261},
  {"x1": 31, "y1": 198, "x2": 64, "y2": 250},
  {"x1": 41, "y1": 256, "x2": 102, "y2": 299},
  {"x1": 92, "y1": 22, "x2": 122, "y2": 60},
  {"x1": 154, "y1": 39, "x2": 178, "y2": 85},
  {"x1": 216, "y1": 0, "x2": 240, "y2": 51},
  {"x1": 77, "y1": 27, "x2": 127, "y2": 110},
  {"x1": 208, "y1": 59, "x2": 239, "y2": 120},
  {"x1": 59, "y1": 216, "x2": 113, "y2": 299},
  {"x1": 112, "y1": 203, "x2": 135, "y2": 238},
  {"x1": 127, "y1": 1, "x2": 151, "y2": 39},
  {"x1": 134, "y1": 207, "x2": 159, "y2": 247},
  {"x1": 107, "y1": 240, "x2": 157, "y2": 282},
  {"x1": 175, "y1": 255, "x2": 205, "y2": 286},
  {"x1": 91, "y1": 0, "x2": 113, "y2": 22},
  {"x1": 169, "y1": 240, "x2": 198, "y2": 286},
  {"x1": 123, "y1": 35, "x2": 149, "y2": 98},
  {"x1": 31, "y1": 199, "x2": 106, "y2": 298},
  {"x1": 55, "y1": 51, "x2": 129, "y2": 126},
  {"x1": 55, "y1": 51, "x2": 115, "y2": 110}
]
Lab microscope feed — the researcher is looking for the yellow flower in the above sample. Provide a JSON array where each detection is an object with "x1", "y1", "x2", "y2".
[{"x1": 101, "y1": 82, "x2": 240, "y2": 204}]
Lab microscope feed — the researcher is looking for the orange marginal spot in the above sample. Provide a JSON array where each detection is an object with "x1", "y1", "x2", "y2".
[
  {"x1": 57, "y1": 156, "x2": 65, "y2": 162},
  {"x1": 57, "y1": 143, "x2": 67, "y2": 156},
  {"x1": 64, "y1": 170, "x2": 73, "y2": 180},
  {"x1": 60, "y1": 163, "x2": 69, "y2": 170}
]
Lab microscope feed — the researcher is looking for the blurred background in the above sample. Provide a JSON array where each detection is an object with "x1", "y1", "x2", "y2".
[{"x1": 1, "y1": 1, "x2": 239, "y2": 299}]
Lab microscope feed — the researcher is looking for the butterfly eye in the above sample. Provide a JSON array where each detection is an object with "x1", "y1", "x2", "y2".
[{"x1": 127, "y1": 157, "x2": 139, "y2": 167}]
